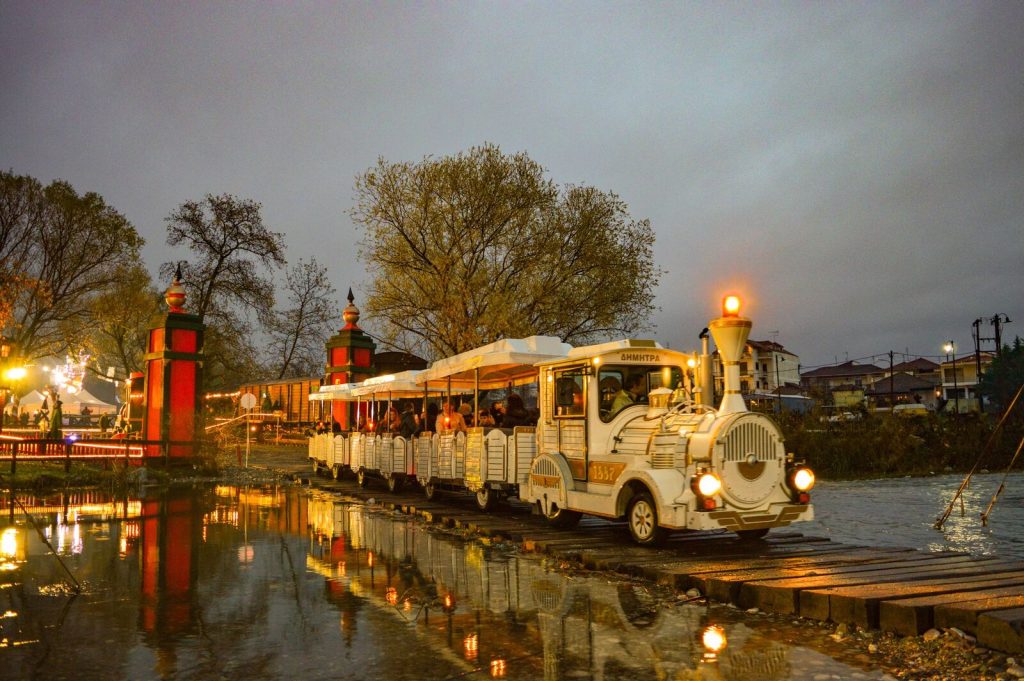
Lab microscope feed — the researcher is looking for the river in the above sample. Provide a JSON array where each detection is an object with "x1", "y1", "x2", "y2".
[{"x1": 1, "y1": 473, "x2": 1021, "y2": 680}]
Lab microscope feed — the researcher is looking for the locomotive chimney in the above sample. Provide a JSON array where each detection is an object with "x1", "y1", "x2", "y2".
[{"x1": 709, "y1": 295, "x2": 751, "y2": 415}]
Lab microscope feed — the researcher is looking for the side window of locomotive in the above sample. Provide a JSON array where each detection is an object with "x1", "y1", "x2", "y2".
[{"x1": 554, "y1": 370, "x2": 586, "y2": 418}]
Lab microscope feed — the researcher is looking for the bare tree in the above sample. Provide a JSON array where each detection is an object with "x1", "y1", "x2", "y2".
[
  {"x1": 163, "y1": 193, "x2": 286, "y2": 386},
  {"x1": 265, "y1": 258, "x2": 338, "y2": 379},
  {"x1": 353, "y1": 144, "x2": 660, "y2": 359}
]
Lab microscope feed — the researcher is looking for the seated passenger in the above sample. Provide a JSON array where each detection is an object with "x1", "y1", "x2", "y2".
[
  {"x1": 399, "y1": 402, "x2": 418, "y2": 439},
  {"x1": 436, "y1": 400, "x2": 468, "y2": 433},
  {"x1": 477, "y1": 408, "x2": 495, "y2": 428},
  {"x1": 501, "y1": 393, "x2": 531, "y2": 428}
]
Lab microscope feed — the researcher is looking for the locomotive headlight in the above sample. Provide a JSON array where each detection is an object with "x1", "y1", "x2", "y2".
[
  {"x1": 789, "y1": 466, "x2": 815, "y2": 492},
  {"x1": 695, "y1": 472, "x2": 722, "y2": 497}
]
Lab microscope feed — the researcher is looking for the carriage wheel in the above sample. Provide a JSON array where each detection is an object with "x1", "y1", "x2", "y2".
[
  {"x1": 542, "y1": 502, "x2": 581, "y2": 529},
  {"x1": 475, "y1": 486, "x2": 498, "y2": 512}
]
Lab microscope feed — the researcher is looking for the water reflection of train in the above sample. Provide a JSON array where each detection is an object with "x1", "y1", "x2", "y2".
[
  {"x1": 305, "y1": 492, "x2": 792, "y2": 680},
  {"x1": 310, "y1": 295, "x2": 816, "y2": 545}
]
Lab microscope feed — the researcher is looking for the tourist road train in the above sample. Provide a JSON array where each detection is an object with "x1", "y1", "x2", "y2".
[{"x1": 308, "y1": 295, "x2": 816, "y2": 544}]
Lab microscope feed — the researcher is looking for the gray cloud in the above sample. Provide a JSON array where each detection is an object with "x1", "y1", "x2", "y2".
[{"x1": 2, "y1": 1, "x2": 1020, "y2": 368}]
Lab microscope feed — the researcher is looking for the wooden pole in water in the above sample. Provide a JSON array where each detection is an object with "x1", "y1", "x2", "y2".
[{"x1": 935, "y1": 382, "x2": 1024, "y2": 529}]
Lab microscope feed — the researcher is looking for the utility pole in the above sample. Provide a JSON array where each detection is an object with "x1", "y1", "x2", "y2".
[
  {"x1": 889, "y1": 350, "x2": 895, "y2": 413},
  {"x1": 972, "y1": 318, "x2": 984, "y2": 379},
  {"x1": 991, "y1": 313, "x2": 1012, "y2": 357}
]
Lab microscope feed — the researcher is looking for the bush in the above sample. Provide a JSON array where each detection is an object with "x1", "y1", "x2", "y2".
[{"x1": 779, "y1": 409, "x2": 1021, "y2": 479}]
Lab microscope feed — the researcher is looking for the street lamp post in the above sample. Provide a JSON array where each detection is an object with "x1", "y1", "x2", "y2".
[{"x1": 944, "y1": 341, "x2": 959, "y2": 415}]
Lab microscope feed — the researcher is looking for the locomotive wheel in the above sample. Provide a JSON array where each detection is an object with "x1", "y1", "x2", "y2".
[
  {"x1": 627, "y1": 492, "x2": 668, "y2": 546},
  {"x1": 387, "y1": 474, "x2": 404, "y2": 494},
  {"x1": 542, "y1": 503, "x2": 582, "y2": 529},
  {"x1": 475, "y1": 486, "x2": 498, "y2": 512},
  {"x1": 737, "y1": 528, "x2": 769, "y2": 541},
  {"x1": 356, "y1": 469, "x2": 368, "y2": 488},
  {"x1": 424, "y1": 482, "x2": 438, "y2": 501}
]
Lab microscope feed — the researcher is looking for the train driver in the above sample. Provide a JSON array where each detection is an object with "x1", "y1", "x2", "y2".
[{"x1": 610, "y1": 374, "x2": 647, "y2": 414}]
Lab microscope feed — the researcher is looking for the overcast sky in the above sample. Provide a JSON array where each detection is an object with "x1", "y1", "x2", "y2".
[{"x1": 2, "y1": 1, "x2": 1021, "y2": 369}]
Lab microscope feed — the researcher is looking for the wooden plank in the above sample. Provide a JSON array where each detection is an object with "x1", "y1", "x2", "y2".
[
  {"x1": 808, "y1": 569, "x2": 1024, "y2": 629},
  {"x1": 880, "y1": 586, "x2": 1024, "y2": 636},
  {"x1": 740, "y1": 556, "x2": 1009, "y2": 615},
  {"x1": 633, "y1": 547, "x2": 916, "y2": 588},
  {"x1": 977, "y1": 608, "x2": 1024, "y2": 654},
  {"x1": 935, "y1": 596, "x2": 1024, "y2": 633},
  {"x1": 701, "y1": 552, "x2": 968, "y2": 604}
]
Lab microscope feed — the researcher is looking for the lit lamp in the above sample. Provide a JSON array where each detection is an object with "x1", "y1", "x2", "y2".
[{"x1": 943, "y1": 341, "x2": 959, "y2": 415}]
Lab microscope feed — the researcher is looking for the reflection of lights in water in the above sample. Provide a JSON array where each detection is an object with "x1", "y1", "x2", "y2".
[
  {"x1": 0, "y1": 528, "x2": 20, "y2": 571},
  {"x1": 490, "y1": 658, "x2": 507, "y2": 678},
  {"x1": 702, "y1": 624, "x2": 727, "y2": 661},
  {"x1": 443, "y1": 593, "x2": 455, "y2": 612},
  {"x1": 238, "y1": 544, "x2": 254, "y2": 563},
  {"x1": 337, "y1": 561, "x2": 346, "y2": 577},
  {"x1": 119, "y1": 534, "x2": 128, "y2": 557},
  {"x1": 403, "y1": 599, "x2": 411, "y2": 611},
  {"x1": 463, "y1": 633, "x2": 478, "y2": 661},
  {"x1": 367, "y1": 551, "x2": 374, "y2": 568},
  {"x1": 386, "y1": 587, "x2": 398, "y2": 605},
  {"x1": 1, "y1": 529, "x2": 18, "y2": 558}
]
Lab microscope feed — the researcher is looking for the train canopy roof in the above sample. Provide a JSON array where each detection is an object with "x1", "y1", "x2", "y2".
[
  {"x1": 350, "y1": 370, "x2": 433, "y2": 398},
  {"x1": 307, "y1": 382, "x2": 360, "y2": 402},
  {"x1": 417, "y1": 335, "x2": 572, "y2": 390}
]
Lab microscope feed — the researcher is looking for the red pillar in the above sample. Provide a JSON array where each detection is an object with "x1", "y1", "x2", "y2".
[
  {"x1": 325, "y1": 289, "x2": 376, "y2": 429},
  {"x1": 142, "y1": 267, "x2": 204, "y2": 459}
]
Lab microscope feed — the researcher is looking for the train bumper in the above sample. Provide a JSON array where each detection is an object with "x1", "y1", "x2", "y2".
[{"x1": 681, "y1": 503, "x2": 814, "y2": 532}]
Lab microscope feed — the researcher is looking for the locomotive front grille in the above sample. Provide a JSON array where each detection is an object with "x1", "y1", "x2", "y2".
[
  {"x1": 717, "y1": 415, "x2": 786, "y2": 507},
  {"x1": 722, "y1": 420, "x2": 782, "y2": 462}
]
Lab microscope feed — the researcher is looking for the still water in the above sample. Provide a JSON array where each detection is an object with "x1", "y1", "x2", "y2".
[
  {"x1": 804, "y1": 471, "x2": 1024, "y2": 561},
  {"x1": 0, "y1": 484, "x2": 910, "y2": 681},
  {"x1": 4, "y1": 472, "x2": 1024, "y2": 680}
]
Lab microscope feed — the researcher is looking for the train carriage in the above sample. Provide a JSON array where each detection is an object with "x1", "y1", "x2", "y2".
[{"x1": 413, "y1": 335, "x2": 572, "y2": 508}]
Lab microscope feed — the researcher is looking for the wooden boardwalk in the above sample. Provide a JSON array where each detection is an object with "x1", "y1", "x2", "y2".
[{"x1": 264, "y1": 453, "x2": 1024, "y2": 654}]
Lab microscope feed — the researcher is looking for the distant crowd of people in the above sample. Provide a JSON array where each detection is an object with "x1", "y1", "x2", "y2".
[{"x1": 311, "y1": 394, "x2": 538, "y2": 438}]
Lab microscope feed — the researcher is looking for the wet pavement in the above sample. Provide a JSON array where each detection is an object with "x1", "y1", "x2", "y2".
[{"x1": 1, "y1": 484, "x2": 902, "y2": 680}]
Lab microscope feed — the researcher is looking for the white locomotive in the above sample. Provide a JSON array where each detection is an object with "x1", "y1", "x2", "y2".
[
  {"x1": 309, "y1": 295, "x2": 816, "y2": 545},
  {"x1": 522, "y1": 295, "x2": 815, "y2": 544}
]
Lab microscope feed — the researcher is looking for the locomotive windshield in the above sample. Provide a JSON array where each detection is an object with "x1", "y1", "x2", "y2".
[{"x1": 598, "y1": 364, "x2": 684, "y2": 422}]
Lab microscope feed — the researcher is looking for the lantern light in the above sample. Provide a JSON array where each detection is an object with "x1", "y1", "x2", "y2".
[{"x1": 722, "y1": 295, "x2": 742, "y2": 318}]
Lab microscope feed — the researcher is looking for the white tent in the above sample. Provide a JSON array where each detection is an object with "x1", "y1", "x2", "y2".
[{"x1": 18, "y1": 387, "x2": 118, "y2": 415}]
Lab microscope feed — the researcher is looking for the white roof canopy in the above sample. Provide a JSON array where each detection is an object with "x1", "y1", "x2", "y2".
[
  {"x1": 307, "y1": 382, "x2": 361, "y2": 402},
  {"x1": 416, "y1": 335, "x2": 572, "y2": 390},
  {"x1": 351, "y1": 370, "x2": 428, "y2": 398}
]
